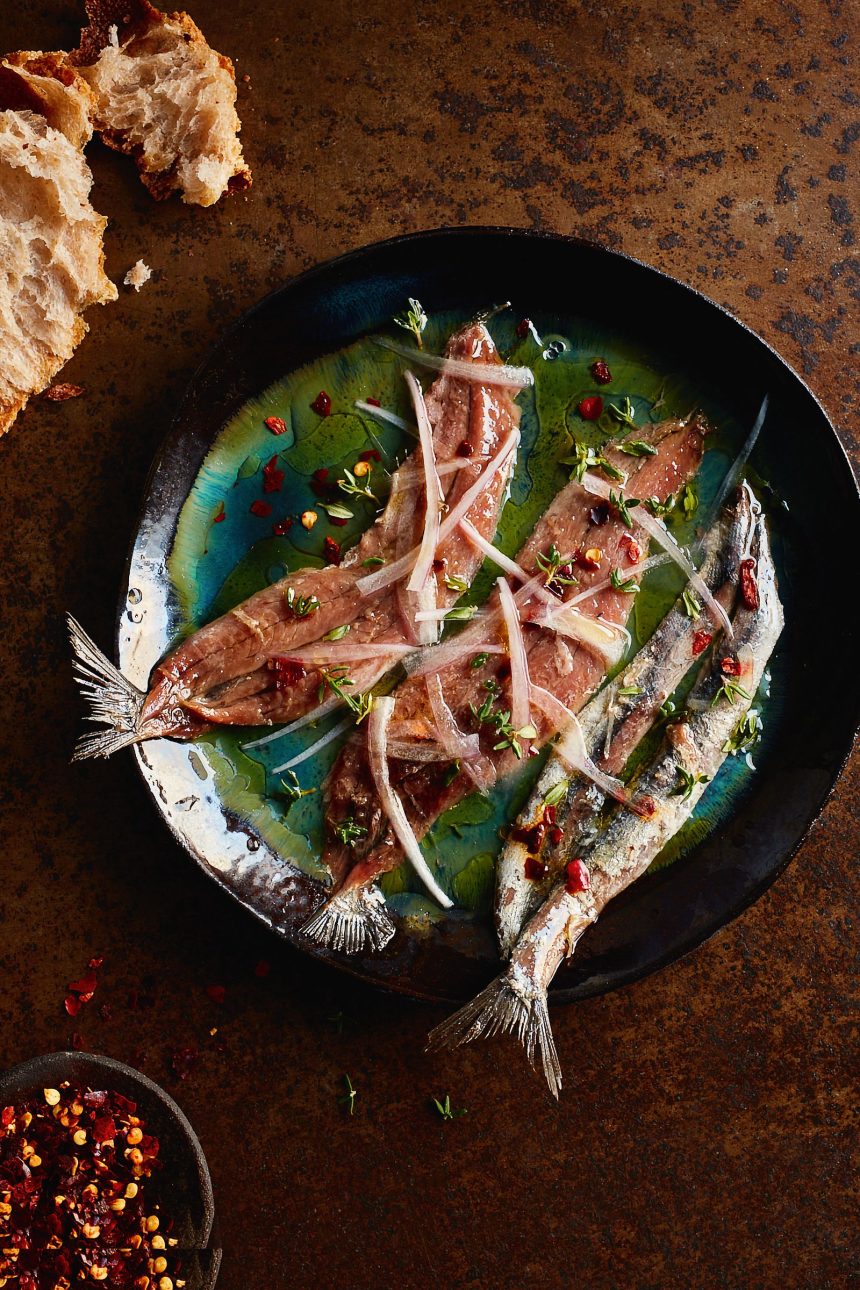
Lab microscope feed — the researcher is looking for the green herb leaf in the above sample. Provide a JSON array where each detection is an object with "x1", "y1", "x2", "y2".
[
  {"x1": 682, "y1": 588, "x2": 701, "y2": 620},
  {"x1": 711, "y1": 679, "x2": 752, "y2": 707},
  {"x1": 617, "y1": 684, "x2": 643, "y2": 697},
  {"x1": 444, "y1": 574, "x2": 469, "y2": 593},
  {"x1": 323, "y1": 624, "x2": 351, "y2": 641},
  {"x1": 563, "y1": 441, "x2": 625, "y2": 484},
  {"x1": 279, "y1": 770, "x2": 317, "y2": 802},
  {"x1": 658, "y1": 698, "x2": 677, "y2": 720},
  {"x1": 432, "y1": 1093, "x2": 467, "y2": 1121},
  {"x1": 320, "y1": 667, "x2": 374, "y2": 723},
  {"x1": 393, "y1": 297, "x2": 428, "y2": 348},
  {"x1": 444, "y1": 605, "x2": 478, "y2": 622},
  {"x1": 536, "y1": 543, "x2": 578, "y2": 591},
  {"x1": 671, "y1": 765, "x2": 711, "y2": 802},
  {"x1": 543, "y1": 779, "x2": 570, "y2": 808},
  {"x1": 338, "y1": 466, "x2": 377, "y2": 504},
  {"x1": 609, "y1": 489, "x2": 641, "y2": 528},
  {"x1": 323, "y1": 502, "x2": 354, "y2": 521},
  {"x1": 608, "y1": 396, "x2": 638, "y2": 430},
  {"x1": 618, "y1": 438, "x2": 657, "y2": 457},
  {"x1": 610, "y1": 568, "x2": 640, "y2": 594},
  {"x1": 362, "y1": 556, "x2": 385, "y2": 568},
  {"x1": 643, "y1": 494, "x2": 676, "y2": 519},
  {"x1": 722, "y1": 709, "x2": 762, "y2": 755},
  {"x1": 470, "y1": 652, "x2": 490, "y2": 669},
  {"x1": 285, "y1": 587, "x2": 321, "y2": 618},
  {"x1": 680, "y1": 480, "x2": 698, "y2": 519},
  {"x1": 332, "y1": 817, "x2": 368, "y2": 847}
]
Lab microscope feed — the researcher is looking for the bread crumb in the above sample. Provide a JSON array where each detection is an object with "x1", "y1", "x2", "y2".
[{"x1": 124, "y1": 259, "x2": 152, "y2": 291}]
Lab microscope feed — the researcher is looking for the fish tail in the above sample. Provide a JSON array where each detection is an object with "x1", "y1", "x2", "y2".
[
  {"x1": 301, "y1": 884, "x2": 396, "y2": 955},
  {"x1": 427, "y1": 972, "x2": 562, "y2": 1099},
  {"x1": 67, "y1": 614, "x2": 147, "y2": 761}
]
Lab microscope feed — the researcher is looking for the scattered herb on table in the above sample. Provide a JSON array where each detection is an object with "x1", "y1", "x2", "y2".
[
  {"x1": 339, "y1": 1075, "x2": 358, "y2": 1116},
  {"x1": 432, "y1": 1094, "x2": 467, "y2": 1121}
]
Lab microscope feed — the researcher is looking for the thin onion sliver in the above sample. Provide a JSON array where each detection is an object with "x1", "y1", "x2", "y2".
[{"x1": 375, "y1": 336, "x2": 533, "y2": 389}]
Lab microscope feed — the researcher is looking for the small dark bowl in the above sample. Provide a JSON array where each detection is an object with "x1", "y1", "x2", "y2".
[{"x1": 0, "y1": 1051, "x2": 221, "y2": 1290}]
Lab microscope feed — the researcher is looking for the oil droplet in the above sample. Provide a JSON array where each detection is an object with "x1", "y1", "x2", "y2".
[
  {"x1": 128, "y1": 610, "x2": 143, "y2": 623},
  {"x1": 128, "y1": 588, "x2": 142, "y2": 605},
  {"x1": 246, "y1": 836, "x2": 260, "y2": 852},
  {"x1": 174, "y1": 795, "x2": 199, "y2": 812},
  {"x1": 542, "y1": 335, "x2": 571, "y2": 362},
  {"x1": 267, "y1": 565, "x2": 286, "y2": 584}
]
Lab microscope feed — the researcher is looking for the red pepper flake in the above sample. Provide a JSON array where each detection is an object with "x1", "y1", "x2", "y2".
[
  {"x1": 589, "y1": 359, "x2": 613, "y2": 385},
  {"x1": 265, "y1": 415, "x2": 289, "y2": 435},
  {"x1": 573, "y1": 547, "x2": 601, "y2": 572},
  {"x1": 516, "y1": 318, "x2": 531, "y2": 339},
  {"x1": 548, "y1": 825, "x2": 564, "y2": 845},
  {"x1": 272, "y1": 517, "x2": 293, "y2": 536},
  {"x1": 457, "y1": 439, "x2": 474, "y2": 457},
  {"x1": 250, "y1": 499, "x2": 272, "y2": 518},
  {"x1": 206, "y1": 984, "x2": 226, "y2": 1004},
  {"x1": 268, "y1": 657, "x2": 307, "y2": 689},
  {"x1": 720, "y1": 656, "x2": 742, "y2": 676},
  {"x1": 366, "y1": 397, "x2": 381, "y2": 407},
  {"x1": 578, "y1": 395, "x2": 604, "y2": 421},
  {"x1": 213, "y1": 502, "x2": 227, "y2": 523},
  {"x1": 634, "y1": 794, "x2": 657, "y2": 818},
  {"x1": 1, "y1": 1105, "x2": 14, "y2": 1126},
  {"x1": 41, "y1": 381, "x2": 85, "y2": 401},
  {"x1": 565, "y1": 858, "x2": 591, "y2": 894},
  {"x1": 262, "y1": 454, "x2": 285, "y2": 493},
  {"x1": 692, "y1": 630, "x2": 713, "y2": 656},
  {"x1": 432, "y1": 556, "x2": 447, "y2": 572},
  {"x1": 512, "y1": 821, "x2": 546, "y2": 854},
  {"x1": 524, "y1": 855, "x2": 548, "y2": 880},
  {"x1": 620, "y1": 534, "x2": 642, "y2": 564},
  {"x1": 323, "y1": 536, "x2": 342, "y2": 565},
  {"x1": 359, "y1": 448, "x2": 382, "y2": 462},
  {"x1": 254, "y1": 959, "x2": 271, "y2": 977},
  {"x1": 92, "y1": 1115, "x2": 117, "y2": 1143},
  {"x1": 68, "y1": 971, "x2": 98, "y2": 996},
  {"x1": 88, "y1": 956, "x2": 104, "y2": 970},
  {"x1": 740, "y1": 557, "x2": 759, "y2": 610},
  {"x1": 311, "y1": 390, "x2": 332, "y2": 417},
  {"x1": 64, "y1": 994, "x2": 81, "y2": 1017},
  {"x1": 311, "y1": 466, "x2": 339, "y2": 502}
]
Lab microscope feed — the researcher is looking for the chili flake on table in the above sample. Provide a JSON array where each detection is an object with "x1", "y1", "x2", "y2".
[{"x1": 0, "y1": 1083, "x2": 185, "y2": 1289}]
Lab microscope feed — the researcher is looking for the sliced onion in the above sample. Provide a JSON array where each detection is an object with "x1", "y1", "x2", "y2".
[
  {"x1": 405, "y1": 638, "x2": 505, "y2": 678},
  {"x1": 399, "y1": 459, "x2": 472, "y2": 485},
  {"x1": 425, "y1": 674, "x2": 481, "y2": 761},
  {"x1": 530, "y1": 688, "x2": 629, "y2": 806},
  {"x1": 416, "y1": 579, "x2": 439, "y2": 646},
  {"x1": 405, "y1": 371, "x2": 443, "y2": 594},
  {"x1": 288, "y1": 643, "x2": 415, "y2": 664},
  {"x1": 581, "y1": 472, "x2": 734, "y2": 639},
  {"x1": 270, "y1": 718, "x2": 352, "y2": 773},
  {"x1": 375, "y1": 336, "x2": 534, "y2": 389},
  {"x1": 241, "y1": 694, "x2": 345, "y2": 750},
  {"x1": 354, "y1": 400, "x2": 415, "y2": 435},
  {"x1": 529, "y1": 600, "x2": 630, "y2": 667},
  {"x1": 356, "y1": 427, "x2": 520, "y2": 596},
  {"x1": 367, "y1": 695, "x2": 453, "y2": 908},
  {"x1": 497, "y1": 577, "x2": 531, "y2": 733},
  {"x1": 459, "y1": 519, "x2": 532, "y2": 585}
]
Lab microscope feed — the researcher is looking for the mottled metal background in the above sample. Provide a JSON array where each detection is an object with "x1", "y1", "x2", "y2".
[{"x1": 0, "y1": 3, "x2": 857, "y2": 1288}]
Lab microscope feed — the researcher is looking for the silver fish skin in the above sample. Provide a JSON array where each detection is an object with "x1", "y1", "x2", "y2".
[
  {"x1": 429, "y1": 498, "x2": 783, "y2": 1097},
  {"x1": 494, "y1": 484, "x2": 756, "y2": 958}
]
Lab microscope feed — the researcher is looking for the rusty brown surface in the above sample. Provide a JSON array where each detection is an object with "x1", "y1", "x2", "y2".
[{"x1": 1, "y1": 2, "x2": 858, "y2": 1288}]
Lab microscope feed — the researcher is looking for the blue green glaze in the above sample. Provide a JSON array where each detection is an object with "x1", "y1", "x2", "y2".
[{"x1": 166, "y1": 312, "x2": 784, "y2": 916}]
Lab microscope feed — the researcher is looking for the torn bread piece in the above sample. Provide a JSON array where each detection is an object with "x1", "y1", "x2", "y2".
[
  {"x1": 73, "y1": 0, "x2": 251, "y2": 207},
  {"x1": 0, "y1": 50, "x2": 97, "y2": 148},
  {"x1": 124, "y1": 259, "x2": 152, "y2": 290},
  {"x1": 0, "y1": 106, "x2": 117, "y2": 438}
]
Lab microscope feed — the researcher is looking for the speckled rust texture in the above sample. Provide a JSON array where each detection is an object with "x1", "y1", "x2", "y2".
[{"x1": 0, "y1": 2, "x2": 857, "y2": 1288}]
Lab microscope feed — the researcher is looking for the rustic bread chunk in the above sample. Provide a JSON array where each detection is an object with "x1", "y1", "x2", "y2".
[
  {"x1": 0, "y1": 109, "x2": 117, "y2": 438},
  {"x1": 74, "y1": 0, "x2": 251, "y2": 207},
  {"x1": 0, "y1": 51, "x2": 97, "y2": 148}
]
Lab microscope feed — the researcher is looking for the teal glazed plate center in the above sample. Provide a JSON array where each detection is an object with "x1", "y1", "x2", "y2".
[{"x1": 117, "y1": 228, "x2": 860, "y2": 1005}]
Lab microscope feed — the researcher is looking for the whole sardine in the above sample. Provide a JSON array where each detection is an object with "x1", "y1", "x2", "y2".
[
  {"x1": 303, "y1": 415, "x2": 708, "y2": 954},
  {"x1": 494, "y1": 483, "x2": 757, "y2": 957},
  {"x1": 428, "y1": 497, "x2": 783, "y2": 1096},
  {"x1": 68, "y1": 321, "x2": 521, "y2": 757}
]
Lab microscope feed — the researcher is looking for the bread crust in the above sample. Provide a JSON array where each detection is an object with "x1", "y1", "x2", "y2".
[
  {"x1": 0, "y1": 50, "x2": 97, "y2": 148},
  {"x1": 73, "y1": 0, "x2": 251, "y2": 206}
]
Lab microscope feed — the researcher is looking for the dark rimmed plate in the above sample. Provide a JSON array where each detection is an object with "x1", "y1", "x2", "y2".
[
  {"x1": 0, "y1": 1051, "x2": 220, "y2": 1290},
  {"x1": 114, "y1": 227, "x2": 860, "y2": 1004}
]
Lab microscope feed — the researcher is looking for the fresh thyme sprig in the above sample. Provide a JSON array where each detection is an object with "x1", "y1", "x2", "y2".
[
  {"x1": 392, "y1": 297, "x2": 428, "y2": 349},
  {"x1": 682, "y1": 588, "x2": 701, "y2": 620},
  {"x1": 617, "y1": 684, "x2": 643, "y2": 697},
  {"x1": 432, "y1": 1094, "x2": 467, "y2": 1121},
  {"x1": 722, "y1": 709, "x2": 762, "y2": 755},
  {"x1": 680, "y1": 480, "x2": 698, "y2": 518},
  {"x1": 323, "y1": 624, "x2": 351, "y2": 641},
  {"x1": 711, "y1": 678, "x2": 751, "y2": 707},
  {"x1": 318, "y1": 667, "x2": 374, "y2": 723},
  {"x1": 609, "y1": 489, "x2": 641, "y2": 528},
  {"x1": 323, "y1": 501, "x2": 354, "y2": 522},
  {"x1": 608, "y1": 396, "x2": 638, "y2": 430},
  {"x1": 564, "y1": 441, "x2": 625, "y2": 484},
  {"x1": 543, "y1": 779, "x2": 570, "y2": 807},
  {"x1": 671, "y1": 765, "x2": 711, "y2": 802},
  {"x1": 279, "y1": 770, "x2": 317, "y2": 802},
  {"x1": 338, "y1": 467, "x2": 377, "y2": 504},
  {"x1": 658, "y1": 698, "x2": 677, "y2": 720},
  {"x1": 610, "y1": 568, "x2": 640, "y2": 594},
  {"x1": 469, "y1": 693, "x2": 536, "y2": 760},
  {"x1": 443, "y1": 605, "x2": 478, "y2": 622},
  {"x1": 618, "y1": 438, "x2": 657, "y2": 457},
  {"x1": 536, "y1": 543, "x2": 578, "y2": 591},
  {"x1": 643, "y1": 494, "x2": 676, "y2": 519},
  {"x1": 284, "y1": 587, "x2": 320, "y2": 617},
  {"x1": 332, "y1": 817, "x2": 367, "y2": 847},
  {"x1": 444, "y1": 573, "x2": 469, "y2": 593}
]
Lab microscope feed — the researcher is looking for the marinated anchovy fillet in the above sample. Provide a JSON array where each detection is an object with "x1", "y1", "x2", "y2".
[
  {"x1": 494, "y1": 484, "x2": 756, "y2": 957},
  {"x1": 303, "y1": 416, "x2": 708, "y2": 953},
  {"x1": 429, "y1": 498, "x2": 783, "y2": 1096},
  {"x1": 69, "y1": 321, "x2": 521, "y2": 757}
]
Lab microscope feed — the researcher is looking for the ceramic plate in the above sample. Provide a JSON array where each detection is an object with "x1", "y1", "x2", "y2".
[{"x1": 116, "y1": 228, "x2": 860, "y2": 1003}]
